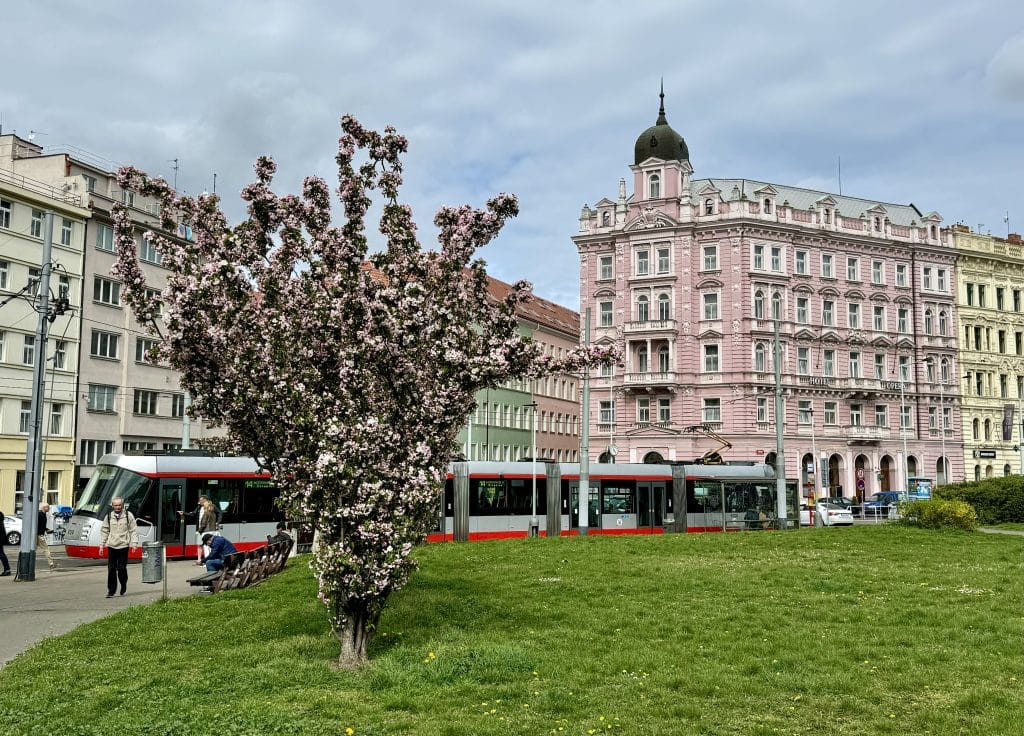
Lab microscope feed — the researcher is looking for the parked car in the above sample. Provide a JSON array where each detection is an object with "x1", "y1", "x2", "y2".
[
  {"x1": 860, "y1": 491, "x2": 903, "y2": 518},
  {"x1": 3, "y1": 514, "x2": 22, "y2": 546},
  {"x1": 815, "y1": 502, "x2": 854, "y2": 526},
  {"x1": 819, "y1": 496, "x2": 854, "y2": 509}
]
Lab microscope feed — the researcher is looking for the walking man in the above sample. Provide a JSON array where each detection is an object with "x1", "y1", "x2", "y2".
[
  {"x1": 0, "y1": 509, "x2": 10, "y2": 576},
  {"x1": 99, "y1": 497, "x2": 139, "y2": 598},
  {"x1": 37, "y1": 503, "x2": 56, "y2": 571}
]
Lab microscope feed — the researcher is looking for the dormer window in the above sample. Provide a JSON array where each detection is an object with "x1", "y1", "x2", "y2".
[
  {"x1": 648, "y1": 173, "x2": 661, "y2": 199},
  {"x1": 873, "y1": 217, "x2": 881, "y2": 232},
  {"x1": 823, "y1": 209, "x2": 831, "y2": 224},
  {"x1": 763, "y1": 198, "x2": 772, "y2": 214},
  {"x1": 601, "y1": 211, "x2": 611, "y2": 227},
  {"x1": 930, "y1": 225, "x2": 937, "y2": 239},
  {"x1": 704, "y1": 198, "x2": 714, "y2": 216}
]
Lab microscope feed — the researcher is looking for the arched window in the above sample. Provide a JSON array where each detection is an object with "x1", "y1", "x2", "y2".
[
  {"x1": 754, "y1": 290, "x2": 765, "y2": 319},
  {"x1": 763, "y1": 197, "x2": 772, "y2": 214},
  {"x1": 658, "y1": 345, "x2": 670, "y2": 372},
  {"x1": 754, "y1": 343, "x2": 766, "y2": 372},
  {"x1": 1005, "y1": 464, "x2": 1012, "y2": 477},
  {"x1": 874, "y1": 217, "x2": 881, "y2": 231},
  {"x1": 974, "y1": 464, "x2": 981, "y2": 481},
  {"x1": 924, "y1": 309, "x2": 933, "y2": 334},
  {"x1": 643, "y1": 451, "x2": 664, "y2": 464},
  {"x1": 986, "y1": 465, "x2": 994, "y2": 478},
  {"x1": 938, "y1": 310, "x2": 947, "y2": 335},
  {"x1": 658, "y1": 293, "x2": 670, "y2": 321},
  {"x1": 638, "y1": 345, "x2": 649, "y2": 373},
  {"x1": 704, "y1": 198, "x2": 714, "y2": 215},
  {"x1": 636, "y1": 294, "x2": 649, "y2": 322},
  {"x1": 930, "y1": 225, "x2": 937, "y2": 239},
  {"x1": 940, "y1": 357, "x2": 950, "y2": 383},
  {"x1": 648, "y1": 173, "x2": 661, "y2": 199},
  {"x1": 771, "y1": 292, "x2": 782, "y2": 320},
  {"x1": 984, "y1": 418, "x2": 991, "y2": 440},
  {"x1": 972, "y1": 418, "x2": 979, "y2": 440},
  {"x1": 601, "y1": 211, "x2": 611, "y2": 226}
]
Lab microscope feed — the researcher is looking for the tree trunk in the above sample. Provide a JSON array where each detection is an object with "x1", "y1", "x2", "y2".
[{"x1": 334, "y1": 603, "x2": 370, "y2": 669}]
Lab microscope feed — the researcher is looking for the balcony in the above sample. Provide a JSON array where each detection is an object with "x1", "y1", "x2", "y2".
[
  {"x1": 623, "y1": 319, "x2": 676, "y2": 334},
  {"x1": 624, "y1": 371, "x2": 677, "y2": 387},
  {"x1": 844, "y1": 425, "x2": 890, "y2": 441}
]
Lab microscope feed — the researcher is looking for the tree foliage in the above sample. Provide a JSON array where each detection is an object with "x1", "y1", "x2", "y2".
[{"x1": 111, "y1": 116, "x2": 614, "y2": 666}]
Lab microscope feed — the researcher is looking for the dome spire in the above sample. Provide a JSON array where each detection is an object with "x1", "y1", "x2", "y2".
[{"x1": 657, "y1": 78, "x2": 667, "y2": 125}]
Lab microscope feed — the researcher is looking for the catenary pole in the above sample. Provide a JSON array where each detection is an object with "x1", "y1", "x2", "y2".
[
  {"x1": 16, "y1": 212, "x2": 55, "y2": 582},
  {"x1": 578, "y1": 308, "x2": 591, "y2": 536}
]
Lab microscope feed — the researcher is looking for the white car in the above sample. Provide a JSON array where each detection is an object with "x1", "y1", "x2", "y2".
[
  {"x1": 3, "y1": 514, "x2": 22, "y2": 546},
  {"x1": 815, "y1": 502, "x2": 854, "y2": 526}
]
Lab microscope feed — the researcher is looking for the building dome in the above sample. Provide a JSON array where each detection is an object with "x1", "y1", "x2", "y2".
[{"x1": 634, "y1": 89, "x2": 689, "y2": 165}]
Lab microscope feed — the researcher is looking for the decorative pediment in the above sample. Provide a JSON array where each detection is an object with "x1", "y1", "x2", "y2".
[
  {"x1": 869, "y1": 293, "x2": 891, "y2": 303},
  {"x1": 867, "y1": 204, "x2": 888, "y2": 215},
  {"x1": 594, "y1": 287, "x2": 616, "y2": 298},
  {"x1": 844, "y1": 289, "x2": 866, "y2": 300},
  {"x1": 594, "y1": 197, "x2": 615, "y2": 208},
  {"x1": 754, "y1": 184, "x2": 779, "y2": 196},
  {"x1": 696, "y1": 277, "x2": 724, "y2": 289},
  {"x1": 698, "y1": 182, "x2": 723, "y2": 197},
  {"x1": 920, "y1": 210, "x2": 942, "y2": 222},
  {"x1": 698, "y1": 328, "x2": 724, "y2": 340},
  {"x1": 895, "y1": 336, "x2": 917, "y2": 349},
  {"x1": 594, "y1": 336, "x2": 616, "y2": 347},
  {"x1": 818, "y1": 286, "x2": 841, "y2": 298},
  {"x1": 624, "y1": 206, "x2": 677, "y2": 231},
  {"x1": 871, "y1": 335, "x2": 894, "y2": 348},
  {"x1": 793, "y1": 283, "x2": 815, "y2": 294},
  {"x1": 820, "y1": 330, "x2": 842, "y2": 343},
  {"x1": 794, "y1": 327, "x2": 818, "y2": 341},
  {"x1": 815, "y1": 195, "x2": 838, "y2": 207}
]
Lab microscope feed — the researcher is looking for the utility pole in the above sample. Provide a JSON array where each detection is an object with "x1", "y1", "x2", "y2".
[
  {"x1": 16, "y1": 212, "x2": 55, "y2": 582},
  {"x1": 579, "y1": 308, "x2": 591, "y2": 536}
]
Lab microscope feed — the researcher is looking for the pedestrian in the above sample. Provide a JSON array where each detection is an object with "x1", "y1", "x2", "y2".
[
  {"x1": 99, "y1": 496, "x2": 139, "y2": 598},
  {"x1": 266, "y1": 521, "x2": 291, "y2": 546},
  {"x1": 37, "y1": 503, "x2": 56, "y2": 571},
  {"x1": 178, "y1": 495, "x2": 221, "y2": 563},
  {"x1": 200, "y1": 532, "x2": 237, "y2": 572},
  {"x1": 0, "y1": 509, "x2": 10, "y2": 576}
]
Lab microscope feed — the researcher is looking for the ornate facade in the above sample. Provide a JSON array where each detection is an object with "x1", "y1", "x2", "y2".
[
  {"x1": 573, "y1": 92, "x2": 963, "y2": 501},
  {"x1": 953, "y1": 226, "x2": 1024, "y2": 480}
]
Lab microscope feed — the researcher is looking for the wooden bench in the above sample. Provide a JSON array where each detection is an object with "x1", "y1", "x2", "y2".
[{"x1": 188, "y1": 538, "x2": 293, "y2": 593}]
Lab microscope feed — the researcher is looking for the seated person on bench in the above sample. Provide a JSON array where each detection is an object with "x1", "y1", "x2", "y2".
[{"x1": 201, "y1": 533, "x2": 238, "y2": 572}]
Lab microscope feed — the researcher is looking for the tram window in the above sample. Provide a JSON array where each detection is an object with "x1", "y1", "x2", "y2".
[
  {"x1": 471, "y1": 478, "x2": 546, "y2": 515},
  {"x1": 188, "y1": 478, "x2": 234, "y2": 518},
  {"x1": 601, "y1": 483, "x2": 635, "y2": 514},
  {"x1": 235, "y1": 480, "x2": 280, "y2": 522}
]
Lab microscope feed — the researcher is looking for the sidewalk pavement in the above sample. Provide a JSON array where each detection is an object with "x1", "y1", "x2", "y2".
[{"x1": 0, "y1": 547, "x2": 206, "y2": 667}]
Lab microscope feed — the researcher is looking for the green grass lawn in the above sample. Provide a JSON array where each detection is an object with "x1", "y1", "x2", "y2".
[
  {"x1": 987, "y1": 522, "x2": 1024, "y2": 532},
  {"x1": 1, "y1": 526, "x2": 1022, "y2": 735}
]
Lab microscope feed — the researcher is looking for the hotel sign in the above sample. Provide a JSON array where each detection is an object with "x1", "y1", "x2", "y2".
[
  {"x1": 806, "y1": 377, "x2": 834, "y2": 386},
  {"x1": 879, "y1": 380, "x2": 905, "y2": 391}
]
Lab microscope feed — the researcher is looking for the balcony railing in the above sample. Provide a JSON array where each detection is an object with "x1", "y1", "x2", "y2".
[
  {"x1": 623, "y1": 319, "x2": 676, "y2": 334},
  {"x1": 624, "y1": 371, "x2": 677, "y2": 385},
  {"x1": 843, "y1": 425, "x2": 890, "y2": 440}
]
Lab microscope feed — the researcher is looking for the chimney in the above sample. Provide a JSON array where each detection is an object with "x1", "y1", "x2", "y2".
[{"x1": 1008, "y1": 233, "x2": 1021, "y2": 245}]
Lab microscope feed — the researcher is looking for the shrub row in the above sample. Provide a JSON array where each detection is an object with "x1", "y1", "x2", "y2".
[
  {"x1": 935, "y1": 477, "x2": 1024, "y2": 524},
  {"x1": 899, "y1": 499, "x2": 978, "y2": 530}
]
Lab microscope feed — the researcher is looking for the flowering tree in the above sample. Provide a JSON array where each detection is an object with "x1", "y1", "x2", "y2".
[{"x1": 111, "y1": 116, "x2": 614, "y2": 667}]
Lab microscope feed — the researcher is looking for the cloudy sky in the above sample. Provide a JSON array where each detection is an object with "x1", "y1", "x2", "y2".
[{"x1": 3, "y1": 1, "x2": 1023, "y2": 310}]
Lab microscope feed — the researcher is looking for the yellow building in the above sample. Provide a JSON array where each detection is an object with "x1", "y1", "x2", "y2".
[
  {"x1": 953, "y1": 225, "x2": 1024, "y2": 480},
  {"x1": 0, "y1": 166, "x2": 89, "y2": 513}
]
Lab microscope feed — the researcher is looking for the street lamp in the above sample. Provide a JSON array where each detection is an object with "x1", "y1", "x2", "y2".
[
  {"x1": 525, "y1": 402, "x2": 538, "y2": 537},
  {"x1": 899, "y1": 362, "x2": 909, "y2": 501}
]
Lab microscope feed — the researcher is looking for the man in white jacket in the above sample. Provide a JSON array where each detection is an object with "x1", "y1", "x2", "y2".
[{"x1": 99, "y1": 496, "x2": 139, "y2": 598}]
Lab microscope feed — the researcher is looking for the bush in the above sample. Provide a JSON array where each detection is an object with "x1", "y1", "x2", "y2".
[
  {"x1": 936, "y1": 477, "x2": 1024, "y2": 524},
  {"x1": 900, "y1": 499, "x2": 978, "y2": 530}
]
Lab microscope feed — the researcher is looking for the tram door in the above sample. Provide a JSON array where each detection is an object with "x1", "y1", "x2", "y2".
[
  {"x1": 690, "y1": 480, "x2": 724, "y2": 530},
  {"x1": 637, "y1": 481, "x2": 666, "y2": 529},
  {"x1": 158, "y1": 478, "x2": 187, "y2": 557},
  {"x1": 565, "y1": 482, "x2": 602, "y2": 531}
]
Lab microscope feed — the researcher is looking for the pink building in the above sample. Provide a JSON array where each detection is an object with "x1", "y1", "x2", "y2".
[{"x1": 573, "y1": 92, "x2": 962, "y2": 502}]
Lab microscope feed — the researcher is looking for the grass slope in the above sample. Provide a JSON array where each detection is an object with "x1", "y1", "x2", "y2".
[{"x1": 0, "y1": 526, "x2": 1021, "y2": 735}]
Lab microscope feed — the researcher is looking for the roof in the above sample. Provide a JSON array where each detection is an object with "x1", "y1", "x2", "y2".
[
  {"x1": 700, "y1": 178, "x2": 931, "y2": 227},
  {"x1": 486, "y1": 274, "x2": 579, "y2": 337}
]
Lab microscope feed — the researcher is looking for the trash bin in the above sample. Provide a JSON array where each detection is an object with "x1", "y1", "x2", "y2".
[{"x1": 141, "y1": 541, "x2": 164, "y2": 584}]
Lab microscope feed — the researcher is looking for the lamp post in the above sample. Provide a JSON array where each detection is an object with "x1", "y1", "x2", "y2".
[
  {"x1": 526, "y1": 401, "x2": 538, "y2": 537},
  {"x1": 809, "y1": 407, "x2": 818, "y2": 525},
  {"x1": 899, "y1": 372, "x2": 909, "y2": 500}
]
